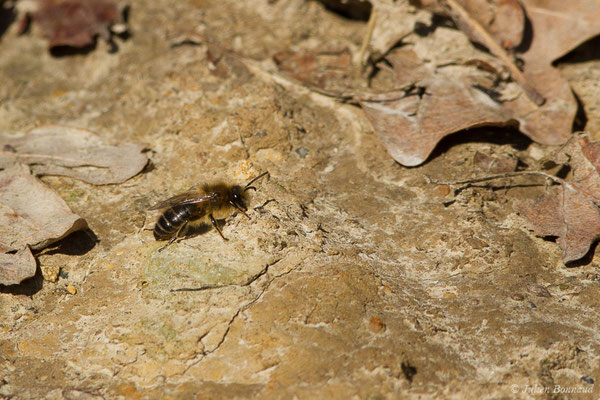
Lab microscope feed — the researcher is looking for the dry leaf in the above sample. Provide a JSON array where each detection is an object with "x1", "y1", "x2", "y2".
[
  {"x1": 361, "y1": 30, "x2": 518, "y2": 166},
  {"x1": 360, "y1": 0, "x2": 600, "y2": 166},
  {"x1": 413, "y1": 0, "x2": 525, "y2": 49},
  {"x1": 0, "y1": 247, "x2": 36, "y2": 286},
  {"x1": 369, "y1": 0, "x2": 432, "y2": 59},
  {"x1": 521, "y1": 0, "x2": 600, "y2": 66},
  {"x1": 272, "y1": 4, "x2": 533, "y2": 166},
  {"x1": 275, "y1": 1, "x2": 600, "y2": 166},
  {"x1": 498, "y1": 0, "x2": 600, "y2": 146},
  {"x1": 0, "y1": 163, "x2": 87, "y2": 284},
  {"x1": 0, "y1": 125, "x2": 147, "y2": 285},
  {"x1": 31, "y1": 0, "x2": 127, "y2": 49},
  {"x1": 0, "y1": 125, "x2": 148, "y2": 185},
  {"x1": 274, "y1": 0, "x2": 431, "y2": 87},
  {"x1": 515, "y1": 185, "x2": 600, "y2": 263},
  {"x1": 0, "y1": 163, "x2": 87, "y2": 252},
  {"x1": 268, "y1": 1, "x2": 600, "y2": 168},
  {"x1": 515, "y1": 135, "x2": 600, "y2": 262},
  {"x1": 382, "y1": 0, "x2": 600, "y2": 165}
]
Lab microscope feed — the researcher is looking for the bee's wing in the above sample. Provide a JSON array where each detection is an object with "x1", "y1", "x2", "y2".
[{"x1": 148, "y1": 191, "x2": 217, "y2": 210}]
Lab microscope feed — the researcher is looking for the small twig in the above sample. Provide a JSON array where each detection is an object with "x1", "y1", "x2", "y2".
[
  {"x1": 238, "y1": 130, "x2": 250, "y2": 159},
  {"x1": 170, "y1": 262, "x2": 271, "y2": 292},
  {"x1": 442, "y1": 0, "x2": 545, "y2": 106},
  {"x1": 241, "y1": 52, "x2": 411, "y2": 105},
  {"x1": 253, "y1": 198, "x2": 277, "y2": 211},
  {"x1": 425, "y1": 171, "x2": 600, "y2": 204},
  {"x1": 355, "y1": 7, "x2": 378, "y2": 77},
  {"x1": 308, "y1": 85, "x2": 411, "y2": 104},
  {"x1": 426, "y1": 170, "x2": 559, "y2": 185}
]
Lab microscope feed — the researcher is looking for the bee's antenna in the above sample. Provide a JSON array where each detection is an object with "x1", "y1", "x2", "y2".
[{"x1": 244, "y1": 171, "x2": 269, "y2": 192}]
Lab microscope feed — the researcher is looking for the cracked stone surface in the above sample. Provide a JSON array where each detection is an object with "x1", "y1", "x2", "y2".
[{"x1": 1, "y1": 0, "x2": 600, "y2": 399}]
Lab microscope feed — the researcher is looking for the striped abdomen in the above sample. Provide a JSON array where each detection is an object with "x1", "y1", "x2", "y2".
[{"x1": 153, "y1": 204, "x2": 199, "y2": 240}]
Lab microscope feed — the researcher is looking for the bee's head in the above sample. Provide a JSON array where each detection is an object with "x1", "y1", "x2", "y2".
[
  {"x1": 230, "y1": 185, "x2": 247, "y2": 211},
  {"x1": 229, "y1": 172, "x2": 268, "y2": 215}
]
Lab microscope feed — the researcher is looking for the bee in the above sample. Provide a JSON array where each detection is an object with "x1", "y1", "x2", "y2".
[{"x1": 150, "y1": 171, "x2": 269, "y2": 251}]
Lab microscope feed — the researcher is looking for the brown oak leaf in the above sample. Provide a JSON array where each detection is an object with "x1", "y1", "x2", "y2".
[
  {"x1": 515, "y1": 135, "x2": 600, "y2": 262},
  {"x1": 0, "y1": 247, "x2": 37, "y2": 286},
  {"x1": 362, "y1": 0, "x2": 597, "y2": 166},
  {"x1": 28, "y1": 0, "x2": 128, "y2": 49},
  {"x1": 0, "y1": 125, "x2": 148, "y2": 185}
]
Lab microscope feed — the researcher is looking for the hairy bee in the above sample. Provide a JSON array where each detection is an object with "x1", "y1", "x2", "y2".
[{"x1": 150, "y1": 172, "x2": 268, "y2": 251}]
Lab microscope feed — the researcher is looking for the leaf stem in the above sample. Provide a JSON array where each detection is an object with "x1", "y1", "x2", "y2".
[
  {"x1": 442, "y1": 0, "x2": 546, "y2": 106},
  {"x1": 425, "y1": 171, "x2": 600, "y2": 203}
]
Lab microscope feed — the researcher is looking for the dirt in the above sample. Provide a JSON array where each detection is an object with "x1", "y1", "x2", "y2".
[{"x1": 1, "y1": 0, "x2": 599, "y2": 399}]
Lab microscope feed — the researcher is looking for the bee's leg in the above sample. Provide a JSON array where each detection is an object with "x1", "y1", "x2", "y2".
[
  {"x1": 209, "y1": 214, "x2": 229, "y2": 241},
  {"x1": 158, "y1": 237, "x2": 176, "y2": 252},
  {"x1": 158, "y1": 221, "x2": 189, "y2": 252},
  {"x1": 229, "y1": 201, "x2": 250, "y2": 219}
]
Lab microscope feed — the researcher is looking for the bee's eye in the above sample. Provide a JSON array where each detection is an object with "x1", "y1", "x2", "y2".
[{"x1": 232, "y1": 192, "x2": 245, "y2": 206}]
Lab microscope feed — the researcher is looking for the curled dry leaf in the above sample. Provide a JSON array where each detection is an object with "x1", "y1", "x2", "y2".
[
  {"x1": 498, "y1": 0, "x2": 600, "y2": 146},
  {"x1": 0, "y1": 247, "x2": 36, "y2": 286},
  {"x1": 515, "y1": 185, "x2": 600, "y2": 263},
  {"x1": 510, "y1": 0, "x2": 600, "y2": 146},
  {"x1": 368, "y1": 0, "x2": 432, "y2": 59},
  {"x1": 274, "y1": 0, "x2": 600, "y2": 167},
  {"x1": 360, "y1": 0, "x2": 600, "y2": 166},
  {"x1": 361, "y1": 29, "x2": 519, "y2": 166},
  {"x1": 0, "y1": 163, "x2": 87, "y2": 284},
  {"x1": 273, "y1": 0, "x2": 431, "y2": 91},
  {"x1": 412, "y1": 0, "x2": 525, "y2": 49},
  {"x1": 0, "y1": 125, "x2": 148, "y2": 185},
  {"x1": 0, "y1": 163, "x2": 87, "y2": 251},
  {"x1": 522, "y1": 0, "x2": 600, "y2": 66},
  {"x1": 0, "y1": 125, "x2": 147, "y2": 284},
  {"x1": 514, "y1": 135, "x2": 600, "y2": 263},
  {"x1": 378, "y1": 0, "x2": 600, "y2": 166},
  {"x1": 25, "y1": 0, "x2": 127, "y2": 49}
]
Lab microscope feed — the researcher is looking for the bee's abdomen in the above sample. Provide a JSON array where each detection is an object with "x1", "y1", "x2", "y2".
[{"x1": 153, "y1": 205, "x2": 196, "y2": 240}]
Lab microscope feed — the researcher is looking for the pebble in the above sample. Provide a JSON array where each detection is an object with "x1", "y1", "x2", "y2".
[{"x1": 66, "y1": 285, "x2": 77, "y2": 295}]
